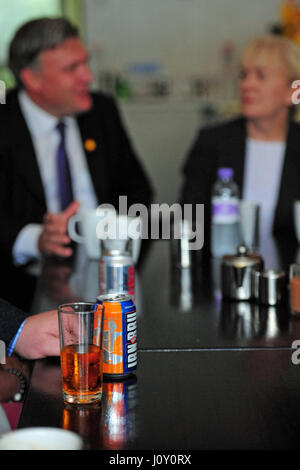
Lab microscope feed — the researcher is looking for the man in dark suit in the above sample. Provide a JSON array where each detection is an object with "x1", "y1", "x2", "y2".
[{"x1": 0, "y1": 17, "x2": 153, "y2": 266}]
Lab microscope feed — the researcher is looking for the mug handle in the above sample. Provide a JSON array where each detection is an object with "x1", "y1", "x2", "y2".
[{"x1": 68, "y1": 214, "x2": 84, "y2": 243}]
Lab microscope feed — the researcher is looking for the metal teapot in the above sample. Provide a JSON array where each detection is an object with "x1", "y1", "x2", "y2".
[{"x1": 221, "y1": 245, "x2": 264, "y2": 301}]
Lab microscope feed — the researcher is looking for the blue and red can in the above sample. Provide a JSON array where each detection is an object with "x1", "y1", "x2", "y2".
[
  {"x1": 99, "y1": 254, "x2": 135, "y2": 299},
  {"x1": 97, "y1": 293, "x2": 137, "y2": 378}
]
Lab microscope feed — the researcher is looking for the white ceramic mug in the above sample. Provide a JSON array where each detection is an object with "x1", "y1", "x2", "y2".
[
  {"x1": 68, "y1": 208, "x2": 142, "y2": 263},
  {"x1": 96, "y1": 212, "x2": 142, "y2": 263},
  {"x1": 0, "y1": 427, "x2": 83, "y2": 450},
  {"x1": 68, "y1": 208, "x2": 106, "y2": 259}
]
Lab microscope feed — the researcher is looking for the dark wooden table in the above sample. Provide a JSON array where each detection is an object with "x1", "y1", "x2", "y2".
[
  {"x1": 19, "y1": 349, "x2": 300, "y2": 450},
  {"x1": 2, "y1": 238, "x2": 300, "y2": 451}
]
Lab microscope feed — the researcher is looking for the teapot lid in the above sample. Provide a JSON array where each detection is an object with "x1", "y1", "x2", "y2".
[{"x1": 221, "y1": 245, "x2": 264, "y2": 268}]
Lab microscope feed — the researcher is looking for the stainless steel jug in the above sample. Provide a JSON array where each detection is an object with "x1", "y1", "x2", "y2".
[{"x1": 221, "y1": 245, "x2": 264, "y2": 300}]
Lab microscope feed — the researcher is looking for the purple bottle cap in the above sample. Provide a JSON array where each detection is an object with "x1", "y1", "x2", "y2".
[{"x1": 218, "y1": 167, "x2": 233, "y2": 180}]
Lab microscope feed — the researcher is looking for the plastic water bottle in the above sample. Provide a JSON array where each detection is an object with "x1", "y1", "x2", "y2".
[{"x1": 211, "y1": 167, "x2": 240, "y2": 257}]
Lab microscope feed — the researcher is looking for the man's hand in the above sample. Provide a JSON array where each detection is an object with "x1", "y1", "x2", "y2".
[
  {"x1": 14, "y1": 310, "x2": 60, "y2": 359},
  {"x1": 38, "y1": 201, "x2": 80, "y2": 257}
]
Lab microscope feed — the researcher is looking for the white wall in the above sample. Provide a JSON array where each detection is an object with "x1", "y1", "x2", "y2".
[
  {"x1": 82, "y1": 0, "x2": 283, "y2": 204},
  {"x1": 120, "y1": 101, "x2": 202, "y2": 204},
  {"x1": 83, "y1": 0, "x2": 282, "y2": 84},
  {"x1": 0, "y1": 0, "x2": 61, "y2": 64}
]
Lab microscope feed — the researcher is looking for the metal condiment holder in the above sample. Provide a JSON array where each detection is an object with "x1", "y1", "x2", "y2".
[{"x1": 254, "y1": 269, "x2": 287, "y2": 306}]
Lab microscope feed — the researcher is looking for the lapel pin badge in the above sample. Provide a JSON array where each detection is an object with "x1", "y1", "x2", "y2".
[{"x1": 84, "y1": 138, "x2": 97, "y2": 152}]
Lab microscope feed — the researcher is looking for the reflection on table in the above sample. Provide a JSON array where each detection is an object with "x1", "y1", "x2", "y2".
[
  {"x1": 62, "y1": 376, "x2": 137, "y2": 450},
  {"x1": 219, "y1": 301, "x2": 291, "y2": 345},
  {"x1": 3, "y1": 235, "x2": 300, "y2": 350}
]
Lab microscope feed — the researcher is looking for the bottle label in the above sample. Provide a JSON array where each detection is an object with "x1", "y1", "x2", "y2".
[{"x1": 212, "y1": 197, "x2": 240, "y2": 224}]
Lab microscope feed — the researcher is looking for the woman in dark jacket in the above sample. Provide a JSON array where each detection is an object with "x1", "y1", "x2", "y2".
[{"x1": 180, "y1": 35, "x2": 300, "y2": 261}]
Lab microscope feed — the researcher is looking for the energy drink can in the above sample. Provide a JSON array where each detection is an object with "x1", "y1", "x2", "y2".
[
  {"x1": 97, "y1": 293, "x2": 137, "y2": 378},
  {"x1": 99, "y1": 254, "x2": 135, "y2": 299}
]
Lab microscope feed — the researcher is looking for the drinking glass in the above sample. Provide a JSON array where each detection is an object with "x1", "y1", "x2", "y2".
[
  {"x1": 58, "y1": 302, "x2": 104, "y2": 404},
  {"x1": 239, "y1": 200, "x2": 260, "y2": 252}
]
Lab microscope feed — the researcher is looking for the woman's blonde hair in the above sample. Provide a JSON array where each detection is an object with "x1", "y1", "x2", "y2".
[{"x1": 240, "y1": 34, "x2": 300, "y2": 84}]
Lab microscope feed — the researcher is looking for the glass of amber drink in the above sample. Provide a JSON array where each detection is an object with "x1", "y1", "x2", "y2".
[
  {"x1": 58, "y1": 302, "x2": 104, "y2": 404},
  {"x1": 289, "y1": 264, "x2": 300, "y2": 316}
]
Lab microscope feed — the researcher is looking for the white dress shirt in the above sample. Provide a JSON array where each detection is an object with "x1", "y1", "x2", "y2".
[
  {"x1": 243, "y1": 138, "x2": 286, "y2": 240},
  {"x1": 13, "y1": 91, "x2": 98, "y2": 265},
  {"x1": 243, "y1": 138, "x2": 286, "y2": 269}
]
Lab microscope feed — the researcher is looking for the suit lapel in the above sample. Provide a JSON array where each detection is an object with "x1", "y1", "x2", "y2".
[
  {"x1": 9, "y1": 92, "x2": 46, "y2": 208},
  {"x1": 273, "y1": 121, "x2": 300, "y2": 233},
  {"x1": 77, "y1": 107, "x2": 111, "y2": 205},
  {"x1": 219, "y1": 118, "x2": 247, "y2": 193}
]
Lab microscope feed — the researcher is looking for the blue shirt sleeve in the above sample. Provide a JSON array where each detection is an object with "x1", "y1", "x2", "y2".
[{"x1": 7, "y1": 320, "x2": 26, "y2": 357}]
